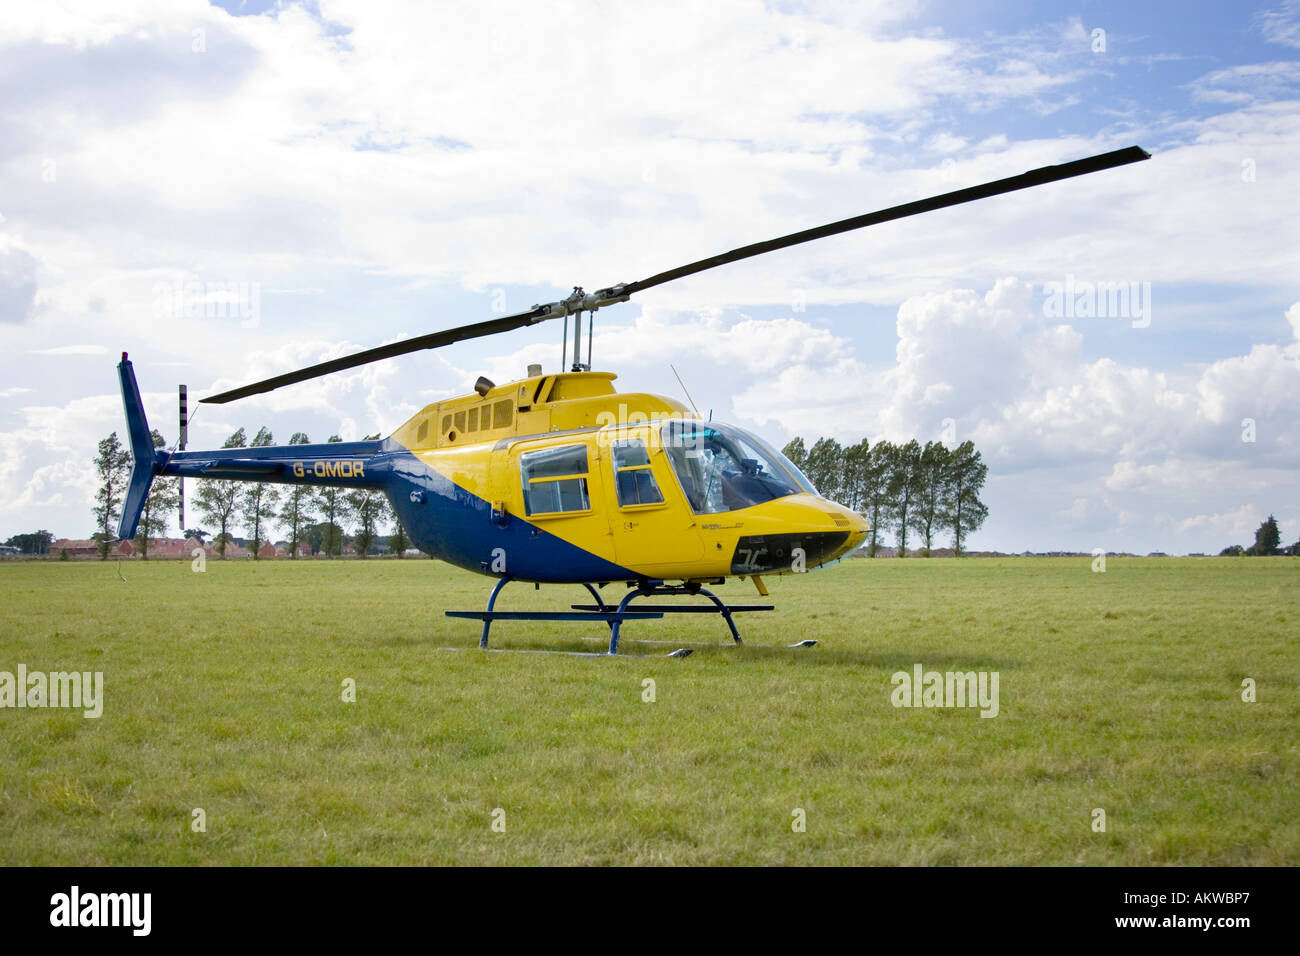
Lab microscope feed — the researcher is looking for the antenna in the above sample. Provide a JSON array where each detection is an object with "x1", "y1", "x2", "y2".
[{"x1": 670, "y1": 364, "x2": 701, "y2": 417}]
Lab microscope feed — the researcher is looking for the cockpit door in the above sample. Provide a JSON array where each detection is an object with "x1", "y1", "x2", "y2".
[{"x1": 603, "y1": 429, "x2": 704, "y2": 572}]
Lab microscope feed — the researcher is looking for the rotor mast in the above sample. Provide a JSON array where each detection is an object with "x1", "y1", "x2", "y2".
[{"x1": 561, "y1": 286, "x2": 610, "y2": 372}]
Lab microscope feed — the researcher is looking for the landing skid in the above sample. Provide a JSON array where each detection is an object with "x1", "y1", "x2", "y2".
[
  {"x1": 444, "y1": 577, "x2": 777, "y2": 655},
  {"x1": 437, "y1": 646, "x2": 694, "y2": 660},
  {"x1": 579, "y1": 636, "x2": 818, "y2": 650}
]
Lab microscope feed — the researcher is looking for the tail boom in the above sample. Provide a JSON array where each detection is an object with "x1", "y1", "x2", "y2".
[{"x1": 160, "y1": 440, "x2": 386, "y2": 486}]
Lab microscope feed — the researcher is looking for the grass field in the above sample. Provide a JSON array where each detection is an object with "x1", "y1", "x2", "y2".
[{"x1": 0, "y1": 555, "x2": 1296, "y2": 865}]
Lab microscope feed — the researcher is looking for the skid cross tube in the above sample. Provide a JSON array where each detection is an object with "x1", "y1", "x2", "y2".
[{"x1": 607, "y1": 581, "x2": 772, "y2": 655}]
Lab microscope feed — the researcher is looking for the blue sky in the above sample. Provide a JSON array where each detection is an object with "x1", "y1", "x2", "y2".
[{"x1": 1, "y1": 0, "x2": 1297, "y2": 554}]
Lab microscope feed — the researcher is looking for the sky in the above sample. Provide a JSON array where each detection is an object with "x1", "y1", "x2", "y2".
[{"x1": 1, "y1": 0, "x2": 1297, "y2": 554}]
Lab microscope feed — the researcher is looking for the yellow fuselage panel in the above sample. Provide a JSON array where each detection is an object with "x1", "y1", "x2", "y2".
[
  {"x1": 388, "y1": 370, "x2": 695, "y2": 454},
  {"x1": 408, "y1": 419, "x2": 869, "y2": 581}
]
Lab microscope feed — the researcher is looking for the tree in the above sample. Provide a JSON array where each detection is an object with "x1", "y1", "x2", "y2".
[
  {"x1": 1219, "y1": 544, "x2": 1245, "y2": 556},
  {"x1": 135, "y1": 428, "x2": 181, "y2": 559},
  {"x1": 240, "y1": 427, "x2": 280, "y2": 559},
  {"x1": 804, "y1": 438, "x2": 844, "y2": 503},
  {"x1": 1248, "y1": 515, "x2": 1281, "y2": 556},
  {"x1": 939, "y1": 440, "x2": 988, "y2": 556},
  {"x1": 857, "y1": 442, "x2": 894, "y2": 557},
  {"x1": 196, "y1": 427, "x2": 246, "y2": 558},
  {"x1": 278, "y1": 432, "x2": 313, "y2": 558},
  {"x1": 781, "y1": 437, "x2": 808, "y2": 476},
  {"x1": 5, "y1": 531, "x2": 53, "y2": 555},
  {"x1": 92, "y1": 432, "x2": 132, "y2": 559},
  {"x1": 314, "y1": 435, "x2": 346, "y2": 557},
  {"x1": 887, "y1": 440, "x2": 923, "y2": 557},
  {"x1": 909, "y1": 441, "x2": 950, "y2": 557},
  {"x1": 838, "y1": 439, "x2": 871, "y2": 513},
  {"x1": 388, "y1": 515, "x2": 410, "y2": 557},
  {"x1": 347, "y1": 488, "x2": 388, "y2": 557},
  {"x1": 305, "y1": 521, "x2": 344, "y2": 556},
  {"x1": 182, "y1": 528, "x2": 209, "y2": 543}
]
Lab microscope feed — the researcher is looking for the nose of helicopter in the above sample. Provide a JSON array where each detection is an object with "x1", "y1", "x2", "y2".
[{"x1": 727, "y1": 493, "x2": 870, "y2": 575}]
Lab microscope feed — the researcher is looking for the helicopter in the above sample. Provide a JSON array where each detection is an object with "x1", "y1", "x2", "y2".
[{"x1": 116, "y1": 145, "x2": 1150, "y2": 656}]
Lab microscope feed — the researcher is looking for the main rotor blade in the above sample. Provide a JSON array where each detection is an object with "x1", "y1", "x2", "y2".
[
  {"x1": 200, "y1": 307, "x2": 549, "y2": 404},
  {"x1": 201, "y1": 145, "x2": 1149, "y2": 404},
  {"x1": 619, "y1": 145, "x2": 1150, "y2": 296}
]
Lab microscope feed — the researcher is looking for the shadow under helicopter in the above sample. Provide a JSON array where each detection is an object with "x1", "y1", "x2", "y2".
[{"x1": 431, "y1": 634, "x2": 1022, "y2": 670}]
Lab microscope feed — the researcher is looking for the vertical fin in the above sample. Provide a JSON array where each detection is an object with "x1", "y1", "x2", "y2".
[{"x1": 117, "y1": 353, "x2": 161, "y2": 540}]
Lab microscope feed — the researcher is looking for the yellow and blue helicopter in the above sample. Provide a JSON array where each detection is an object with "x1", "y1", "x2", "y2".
[{"x1": 116, "y1": 146, "x2": 1149, "y2": 655}]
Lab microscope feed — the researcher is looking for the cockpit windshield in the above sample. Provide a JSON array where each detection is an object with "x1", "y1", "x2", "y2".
[{"x1": 660, "y1": 420, "x2": 818, "y2": 514}]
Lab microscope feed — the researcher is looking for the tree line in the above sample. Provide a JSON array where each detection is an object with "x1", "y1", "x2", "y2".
[
  {"x1": 1220, "y1": 515, "x2": 1300, "y2": 557},
  {"x1": 89, "y1": 428, "x2": 411, "y2": 560},
  {"x1": 3, "y1": 530, "x2": 53, "y2": 555},
  {"x1": 82, "y1": 428, "x2": 989, "y2": 559},
  {"x1": 781, "y1": 436, "x2": 989, "y2": 556}
]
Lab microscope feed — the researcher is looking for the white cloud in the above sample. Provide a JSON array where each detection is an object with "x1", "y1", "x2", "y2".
[
  {"x1": 1256, "y1": 1, "x2": 1300, "y2": 48},
  {"x1": 30, "y1": 344, "x2": 109, "y2": 355},
  {"x1": 924, "y1": 132, "x2": 969, "y2": 154},
  {"x1": 1178, "y1": 503, "x2": 1261, "y2": 539},
  {"x1": 0, "y1": 242, "x2": 38, "y2": 324},
  {"x1": 623, "y1": 286, "x2": 1300, "y2": 551},
  {"x1": 1186, "y1": 61, "x2": 1300, "y2": 105}
]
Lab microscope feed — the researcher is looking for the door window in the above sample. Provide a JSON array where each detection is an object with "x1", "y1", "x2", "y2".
[{"x1": 611, "y1": 439, "x2": 664, "y2": 508}]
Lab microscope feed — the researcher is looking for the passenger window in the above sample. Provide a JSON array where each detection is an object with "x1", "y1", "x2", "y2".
[
  {"x1": 520, "y1": 444, "x2": 590, "y2": 516},
  {"x1": 612, "y1": 439, "x2": 664, "y2": 507}
]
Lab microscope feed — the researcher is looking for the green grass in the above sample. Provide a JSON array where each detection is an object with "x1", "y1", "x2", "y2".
[{"x1": 0, "y1": 555, "x2": 1296, "y2": 865}]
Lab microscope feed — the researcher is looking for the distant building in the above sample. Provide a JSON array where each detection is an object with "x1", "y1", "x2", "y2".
[
  {"x1": 136, "y1": 536, "x2": 190, "y2": 558},
  {"x1": 50, "y1": 538, "x2": 132, "y2": 558}
]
